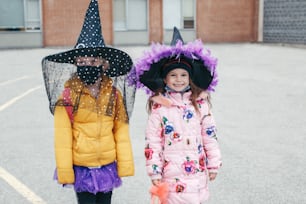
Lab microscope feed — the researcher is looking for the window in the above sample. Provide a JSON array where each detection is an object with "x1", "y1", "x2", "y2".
[
  {"x1": 163, "y1": 0, "x2": 195, "y2": 29},
  {"x1": 114, "y1": 0, "x2": 147, "y2": 31},
  {"x1": 25, "y1": 0, "x2": 41, "y2": 30},
  {"x1": 0, "y1": 0, "x2": 41, "y2": 31}
]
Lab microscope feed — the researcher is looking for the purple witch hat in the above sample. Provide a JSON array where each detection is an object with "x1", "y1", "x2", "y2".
[{"x1": 128, "y1": 27, "x2": 218, "y2": 95}]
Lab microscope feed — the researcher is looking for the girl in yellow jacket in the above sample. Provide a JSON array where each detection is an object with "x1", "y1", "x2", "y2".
[
  {"x1": 52, "y1": 56, "x2": 134, "y2": 203},
  {"x1": 42, "y1": 1, "x2": 135, "y2": 203}
]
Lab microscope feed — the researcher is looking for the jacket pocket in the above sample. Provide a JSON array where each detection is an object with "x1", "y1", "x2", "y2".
[
  {"x1": 74, "y1": 132, "x2": 96, "y2": 154},
  {"x1": 73, "y1": 131, "x2": 81, "y2": 151}
]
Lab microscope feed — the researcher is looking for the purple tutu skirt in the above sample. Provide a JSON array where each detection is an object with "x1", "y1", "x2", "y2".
[{"x1": 54, "y1": 162, "x2": 122, "y2": 194}]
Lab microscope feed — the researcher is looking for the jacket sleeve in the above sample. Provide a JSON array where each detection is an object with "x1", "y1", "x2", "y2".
[
  {"x1": 201, "y1": 105, "x2": 222, "y2": 173},
  {"x1": 54, "y1": 105, "x2": 75, "y2": 184},
  {"x1": 113, "y1": 90, "x2": 134, "y2": 177},
  {"x1": 145, "y1": 107, "x2": 163, "y2": 180}
]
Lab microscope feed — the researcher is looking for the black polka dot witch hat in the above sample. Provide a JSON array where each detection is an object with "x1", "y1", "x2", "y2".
[
  {"x1": 42, "y1": 0, "x2": 132, "y2": 77},
  {"x1": 41, "y1": 0, "x2": 136, "y2": 117}
]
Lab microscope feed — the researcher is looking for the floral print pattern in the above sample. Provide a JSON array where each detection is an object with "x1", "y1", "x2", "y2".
[
  {"x1": 183, "y1": 109, "x2": 193, "y2": 122},
  {"x1": 145, "y1": 91, "x2": 221, "y2": 203},
  {"x1": 206, "y1": 126, "x2": 217, "y2": 139},
  {"x1": 182, "y1": 157, "x2": 197, "y2": 175},
  {"x1": 175, "y1": 179, "x2": 186, "y2": 193},
  {"x1": 152, "y1": 164, "x2": 162, "y2": 175},
  {"x1": 199, "y1": 154, "x2": 206, "y2": 171},
  {"x1": 196, "y1": 98, "x2": 205, "y2": 108},
  {"x1": 162, "y1": 116, "x2": 182, "y2": 143},
  {"x1": 144, "y1": 145, "x2": 153, "y2": 160}
]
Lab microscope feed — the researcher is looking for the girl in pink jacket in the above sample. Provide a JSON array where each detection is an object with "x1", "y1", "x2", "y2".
[{"x1": 129, "y1": 27, "x2": 221, "y2": 204}]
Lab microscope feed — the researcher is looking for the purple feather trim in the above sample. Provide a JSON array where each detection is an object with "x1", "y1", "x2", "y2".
[{"x1": 128, "y1": 40, "x2": 218, "y2": 95}]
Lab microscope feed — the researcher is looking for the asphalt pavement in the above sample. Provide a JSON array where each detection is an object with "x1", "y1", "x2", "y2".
[{"x1": 0, "y1": 43, "x2": 305, "y2": 204}]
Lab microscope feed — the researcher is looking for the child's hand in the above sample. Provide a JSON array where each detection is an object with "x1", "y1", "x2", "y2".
[
  {"x1": 209, "y1": 172, "x2": 217, "y2": 181},
  {"x1": 152, "y1": 179, "x2": 161, "y2": 186}
]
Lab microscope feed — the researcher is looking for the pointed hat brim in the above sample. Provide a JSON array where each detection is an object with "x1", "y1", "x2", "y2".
[{"x1": 43, "y1": 46, "x2": 133, "y2": 77}]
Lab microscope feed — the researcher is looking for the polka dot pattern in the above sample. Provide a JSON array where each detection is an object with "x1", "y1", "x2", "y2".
[{"x1": 41, "y1": 0, "x2": 136, "y2": 121}]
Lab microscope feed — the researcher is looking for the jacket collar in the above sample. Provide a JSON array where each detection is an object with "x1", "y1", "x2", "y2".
[{"x1": 150, "y1": 91, "x2": 208, "y2": 108}]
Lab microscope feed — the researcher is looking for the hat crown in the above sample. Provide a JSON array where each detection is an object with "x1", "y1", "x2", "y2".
[
  {"x1": 75, "y1": 0, "x2": 105, "y2": 49},
  {"x1": 170, "y1": 27, "x2": 184, "y2": 46}
]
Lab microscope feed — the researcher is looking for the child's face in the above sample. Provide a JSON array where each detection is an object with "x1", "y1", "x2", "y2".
[
  {"x1": 76, "y1": 56, "x2": 109, "y2": 70},
  {"x1": 164, "y1": 68, "x2": 190, "y2": 92}
]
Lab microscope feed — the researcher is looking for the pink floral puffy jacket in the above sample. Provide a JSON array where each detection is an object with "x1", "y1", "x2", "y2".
[{"x1": 145, "y1": 91, "x2": 221, "y2": 204}]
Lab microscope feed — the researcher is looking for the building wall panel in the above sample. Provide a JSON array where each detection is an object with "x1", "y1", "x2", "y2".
[
  {"x1": 42, "y1": 0, "x2": 112, "y2": 47},
  {"x1": 197, "y1": 0, "x2": 258, "y2": 42},
  {"x1": 40, "y1": 0, "x2": 259, "y2": 46},
  {"x1": 263, "y1": 0, "x2": 306, "y2": 44}
]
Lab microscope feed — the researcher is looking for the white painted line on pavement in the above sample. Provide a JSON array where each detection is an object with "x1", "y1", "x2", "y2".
[
  {"x1": 0, "y1": 86, "x2": 41, "y2": 112},
  {"x1": 0, "y1": 76, "x2": 30, "y2": 86},
  {"x1": 0, "y1": 85, "x2": 46, "y2": 203},
  {"x1": 0, "y1": 167, "x2": 47, "y2": 204}
]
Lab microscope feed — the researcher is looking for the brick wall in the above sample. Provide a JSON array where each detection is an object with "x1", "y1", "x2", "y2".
[
  {"x1": 149, "y1": 0, "x2": 163, "y2": 43},
  {"x1": 263, "y1": 0, "x2": 306, "y2": 44},
  {"x1": 197, "y1": 0, "x2": 259, "y2": 42},
  {"x1": 42, "y1": 0, "x2": 112, "y2": 47},
  {"x1": 42, "y1": 0, "x2": 259, "y2": 46}
]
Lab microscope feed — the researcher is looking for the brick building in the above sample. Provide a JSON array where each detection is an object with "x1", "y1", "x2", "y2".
[{"x1": 0, "y1": 0, "x2": 305, "y2": 48}]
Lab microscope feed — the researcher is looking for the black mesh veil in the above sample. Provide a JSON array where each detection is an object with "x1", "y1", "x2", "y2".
[{"x1": 42, "y1": 48, "x2": 136, "y2": 123}]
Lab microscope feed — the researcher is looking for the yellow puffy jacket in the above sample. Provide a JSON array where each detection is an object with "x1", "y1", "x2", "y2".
[{"x1": 54, "y1": 76, "x2": 134, "y2": 184}]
